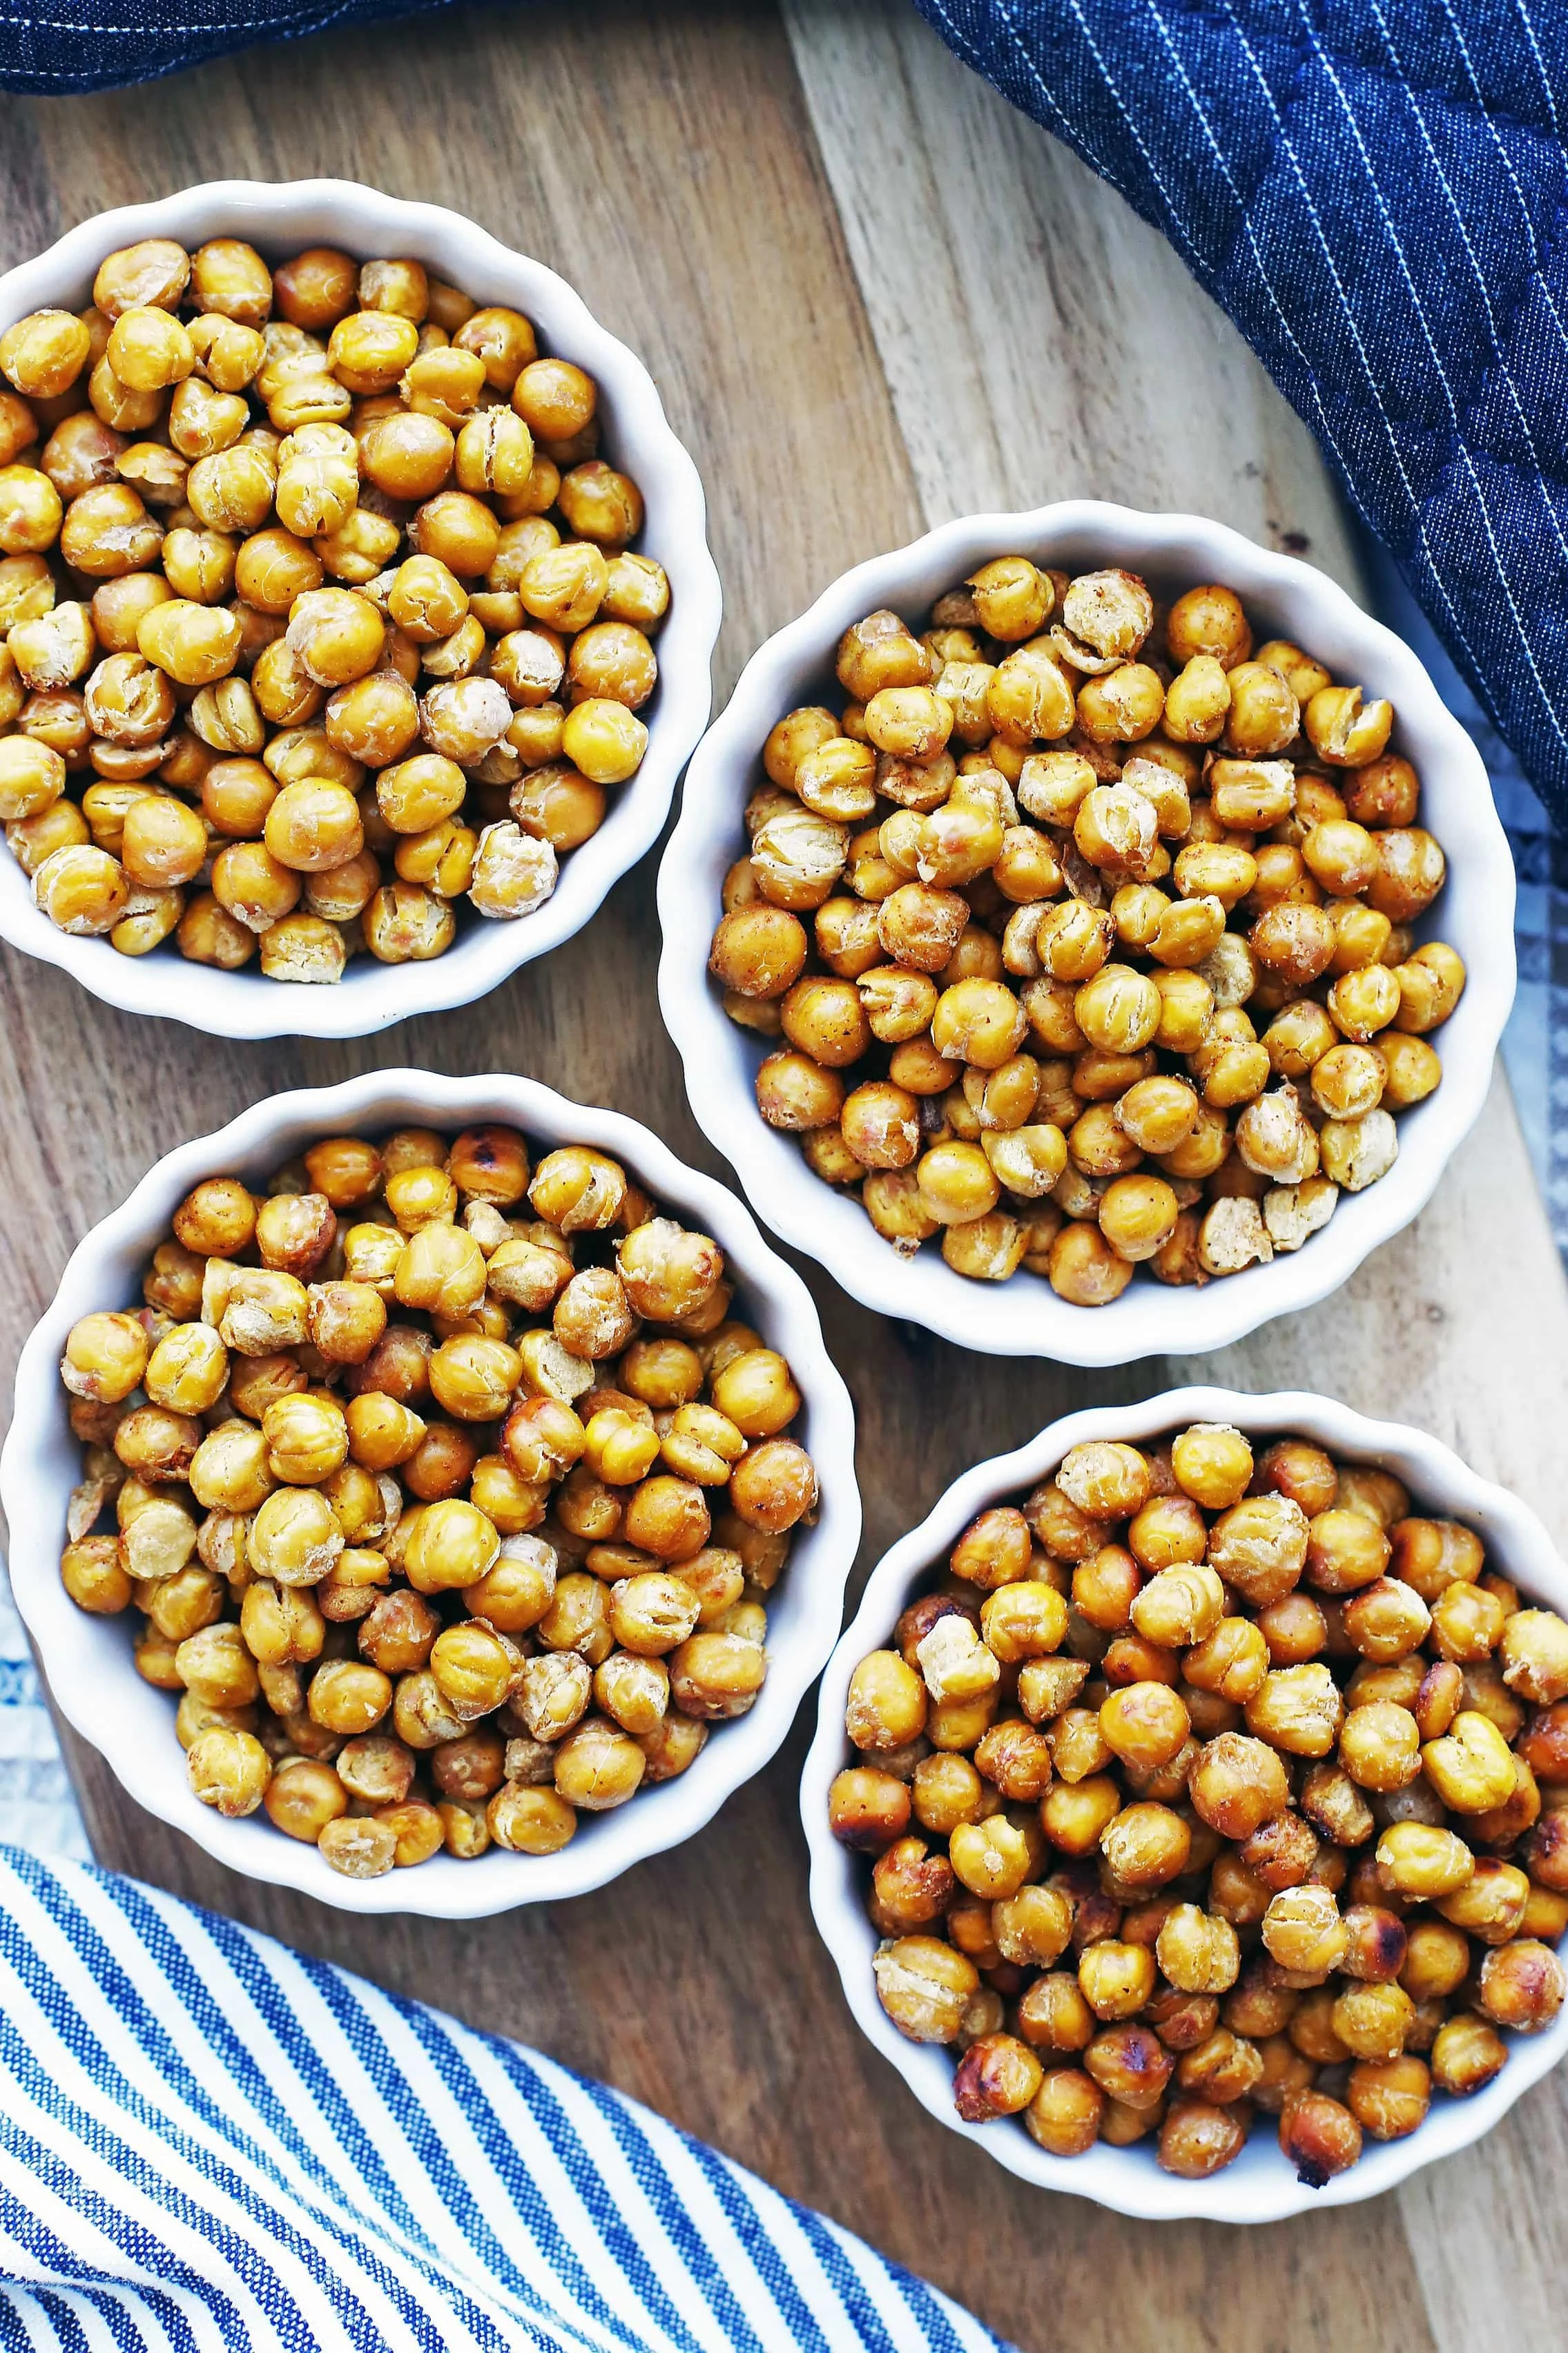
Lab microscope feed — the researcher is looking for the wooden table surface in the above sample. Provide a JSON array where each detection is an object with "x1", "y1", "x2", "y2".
[{"x1": 2, "y1": 4, "x2": 1566, "y2": 2344}]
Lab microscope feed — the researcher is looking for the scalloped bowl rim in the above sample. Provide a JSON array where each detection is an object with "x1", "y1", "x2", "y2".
[
  {"x1": 658, "y1": 503, "x2": 1514, "y2": 1364},
  {"x1": 0, "y1": 180, "x2": 722, "y2": 1039},
  {"x1": 801, "y1": 1385, "x2": 1567, "y2": 2222},
  {"x1": 1, "y1": 1069, "x2": 860, "y2": 1915}
]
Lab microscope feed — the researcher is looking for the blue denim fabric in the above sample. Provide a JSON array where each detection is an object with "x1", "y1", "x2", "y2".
[{"x1": 0, "y1": 0, "x2": 469, "y2": 90}]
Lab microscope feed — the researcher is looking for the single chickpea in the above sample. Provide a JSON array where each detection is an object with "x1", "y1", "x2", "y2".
[
  {"x1": 1278, "y1": 2088, "x2": 1363, "y2": 2185},
  {"x1": 1433, "y1": 1856, "x2": 1531, "y2": 1943},
  {"x1": 1078, "y1": 1941, "x2": 1159, "y2": 2023},
  {"x1": 1188, "y1": 1732, "x2": 1290, "y2": 1840},
  {"x1": 1430, "y1": 2013, "x2": 1507, "y2": 2097},
  {"x1": 1345, "y1": 2055, "x2": 1430, "y2": 2144},
  {"x1": 1477, "y1": 1940, "x2": 1566, "y2": 2034},
  {"x1": 1261, "y1": 1883, "x2": 1348, "y2": 1977},
  {"x1": 1422, "y1": 1709, "x2": 1518, "y2": 1814},
  {"x1": 187, "y1": 1724, "x2": 271, "y2": 1817},
  {"x1": 1244, "y1": 1663, "x2": 1344, "y2": 1757}
]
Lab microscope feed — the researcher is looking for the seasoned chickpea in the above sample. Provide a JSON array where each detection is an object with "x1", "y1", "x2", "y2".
[
  {"x1": 1279, "y1": 2088, "x2": 1362, "y2": 2184},
  {"x1": 1423, "y1": 1709, "x2": 1518, "y2": 1814},
  {"x1": 1078, "y1": 1941, "x2": 1158, "y2": 2023},
  {"x1": 1261, "y1": 1883, "x2": 1348, "y2": 1977},
  {"x1": 1477, "y1": 1939, "x2": 1566, "y2": 2033},
  {"x1": 1157, "y1": 1905, "x2": 1241, "y2": 1995},
  {"x1": 188, "y1": 1725, "x2": 271, "y2": 1817},
  {"x1": 1431, "y1": 2013, "x2": 1507, "y2": 2097},
  {"x1": 1101, "y1": 1683, "x2": 1192, "y2": 1775},
  {"x1": 1190, "y1": 1731, "x2": 1291, "y2": 1840}
]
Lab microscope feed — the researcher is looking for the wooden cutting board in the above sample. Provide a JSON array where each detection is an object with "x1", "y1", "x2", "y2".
[{"x1": 1, "y1": 3, "x2": 1562, "y2": 2342}]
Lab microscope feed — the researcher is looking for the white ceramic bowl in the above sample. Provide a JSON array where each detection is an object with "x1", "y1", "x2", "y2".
[
  {"x1": 802, "y1": 1386, "x2": 1568, "y2": 2222},
  {"x1": 658, "y1": 506, "x2": 1515, "y2": 1363},
  {"x1": 0, "y1": 180, "x2": 722, "y2": 1039},
  {"x1": 1, "y1": 1069, "x2": 859, "y2": 1916}
]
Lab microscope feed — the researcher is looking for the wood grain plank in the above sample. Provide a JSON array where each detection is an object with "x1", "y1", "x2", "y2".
[{"x1": 782, "y1": 0, "x2": 1364, "y2": 582}]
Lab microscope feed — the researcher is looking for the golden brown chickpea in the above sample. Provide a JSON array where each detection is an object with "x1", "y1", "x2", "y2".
[
  {"x1": 1100, "y1": 1683, "x2": 1192, "y2": 1777},
  {"x1": 1422, "y1": 1708, "x2": 1518, "y2": 1814},
  {"x1": 188, "y1": 1724, "x2": 271, "y2": 1818},
  {"x1": 1430, "y1": 2012, "x2": 1507, "y2": 2097},
  {"x1": 1081, "y1": 2021, "x2": 1172, "y2": 2119},
  {"x1": 1076, "y1": 1943, "x2": 1159, "y2": 2026},
  {"x1": 1166, "y1": 583, "x2": 1251, "y2": 669},
  {"x1": 1041, "y1": 1772, "x2": 1122, "y2": 1857},
  {"x1": 1477, "y1": 1939, "x2": 1566, "y2": 2033},
  {"x1": 951, "y1": 2034, "x2": 1045, "y2": 2123},
  {"x1": 1255, "y1": 1591, "x2": 1327, "y2": 1668},
  {"x1": 1278, "y1": 2087, "x2": 1362, "y2": 2184},
  {"x1": 1343, "y1": 2054, "x2": 1430, "y2": 2143},
  {"x1": 61, "y1": 1537, "x2": 133, "y2": 1615},
  {"x1": 1339, "y1": 1699, "x2": 1422, "y2": 1793},
  {"x1": 1499, "y1": 1608, "x2": 1568, "y2": 1705},
  {"x1": 828, "y1": 1766, "x2": 913, "y2": 1852},
  {"x1": 1022, "y1": 2068, "x2": 1103, "y2": 2155},
  {"x1": 1244, "y1": 1662, "x2": 1345, "y2": 1758},
  {"x1": 1152, "y1": 2098, "x2": 1246, "y2": 2177},
  {"x1": 1101, "y1": 1800, "x2": 1191, "y2": 1890},
  {"x1": 1175, "y1": 1737, "x2": 1286, "y2": 1869},
  {"x1": 1434, "y1": 1854, "x2": 1530, "y2": 1943}
]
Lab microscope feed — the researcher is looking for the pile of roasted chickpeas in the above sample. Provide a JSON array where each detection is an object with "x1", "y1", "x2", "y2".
[
  {"x1": 0, "y1": 236, "x2": 666, "y2": 982},
  {"x1": 56, "y1": 1124, "x2": 817, "y2": 1876},
  {"x1": 711, "y1": 564, "x2": 1461, "y2": 1302},
  {"x1": 831, "y1": 1423, "x2": 1567, "y2": 2183}
]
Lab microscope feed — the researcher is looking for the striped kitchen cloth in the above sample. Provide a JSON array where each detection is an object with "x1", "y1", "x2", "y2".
[{"x1": 0, "y1": 1562, "x2": 1008, "y2": 2353}]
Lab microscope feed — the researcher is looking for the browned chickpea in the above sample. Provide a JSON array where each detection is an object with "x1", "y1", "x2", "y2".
[
  {"x1": 1156, "y1": 2098, "x2": 1248, "y2": 2177},
  {"x1": 1100, "y1": 1683, "x2": 1192, "y2": 1776},
  {"x1": 1476, "y1": 1939, "x2": 1566, "y2": 2033},
  {"x1": 1430, "y1": 2012, "x2": 1507, "y2": 2097},
  {"x1": 1277, "y1": 2088, "x2": 1363, "y2": 2185},
  {"x1": 947, "y1": 2033, "x2": 1043, "y2": 2123},
  {"x1": 708, "y1": 905, "x2": 807, "y2": 1001},
  {"x1": 1346, "y1": 2054, "x2": 1431, "y2": 2142},
  {"x1": 512, "y1": 356, "x2": 597, "y2": 444},
  {"x1": 1019, "y1": 2066, "x2": 1102, "y2": 2155},
  {"x1": 1188, "y1": 1732, "x2": 1290, "y2": 1840},
  {"x1": 1083, "y1": 2019, "x2": 1172, "y2": 2105},
  {"x1": 828, "y1": 1766, "x2": 912, "y2": 1852}
]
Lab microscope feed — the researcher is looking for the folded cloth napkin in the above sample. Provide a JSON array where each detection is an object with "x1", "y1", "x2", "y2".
[
  {"x1": 0, "y1": 1848, "x2": 1009, "y2": 2352},
  {"x1": 0, "y1": 1564, "x2": 1007, "y2": 2353}
]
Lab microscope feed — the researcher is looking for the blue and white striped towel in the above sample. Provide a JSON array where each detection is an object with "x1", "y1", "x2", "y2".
[{"x1": 0, "y1": 1564, "x2": 1007, "y2": 2353}]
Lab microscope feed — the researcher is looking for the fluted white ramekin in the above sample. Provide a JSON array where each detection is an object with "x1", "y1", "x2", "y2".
[
  {"x1": 658, "y1": 507, "x2": 1514, "y2": 1362},
  {"x1": 1, "y1": 1069, "x2": 860, "y2": 1916},
  {"x1": 0, "y1": 181, "x2": 722, "y2": 1038},
  {"x1": 802, "y1": 1387, "x2": 1567, "y2": 2221}
]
